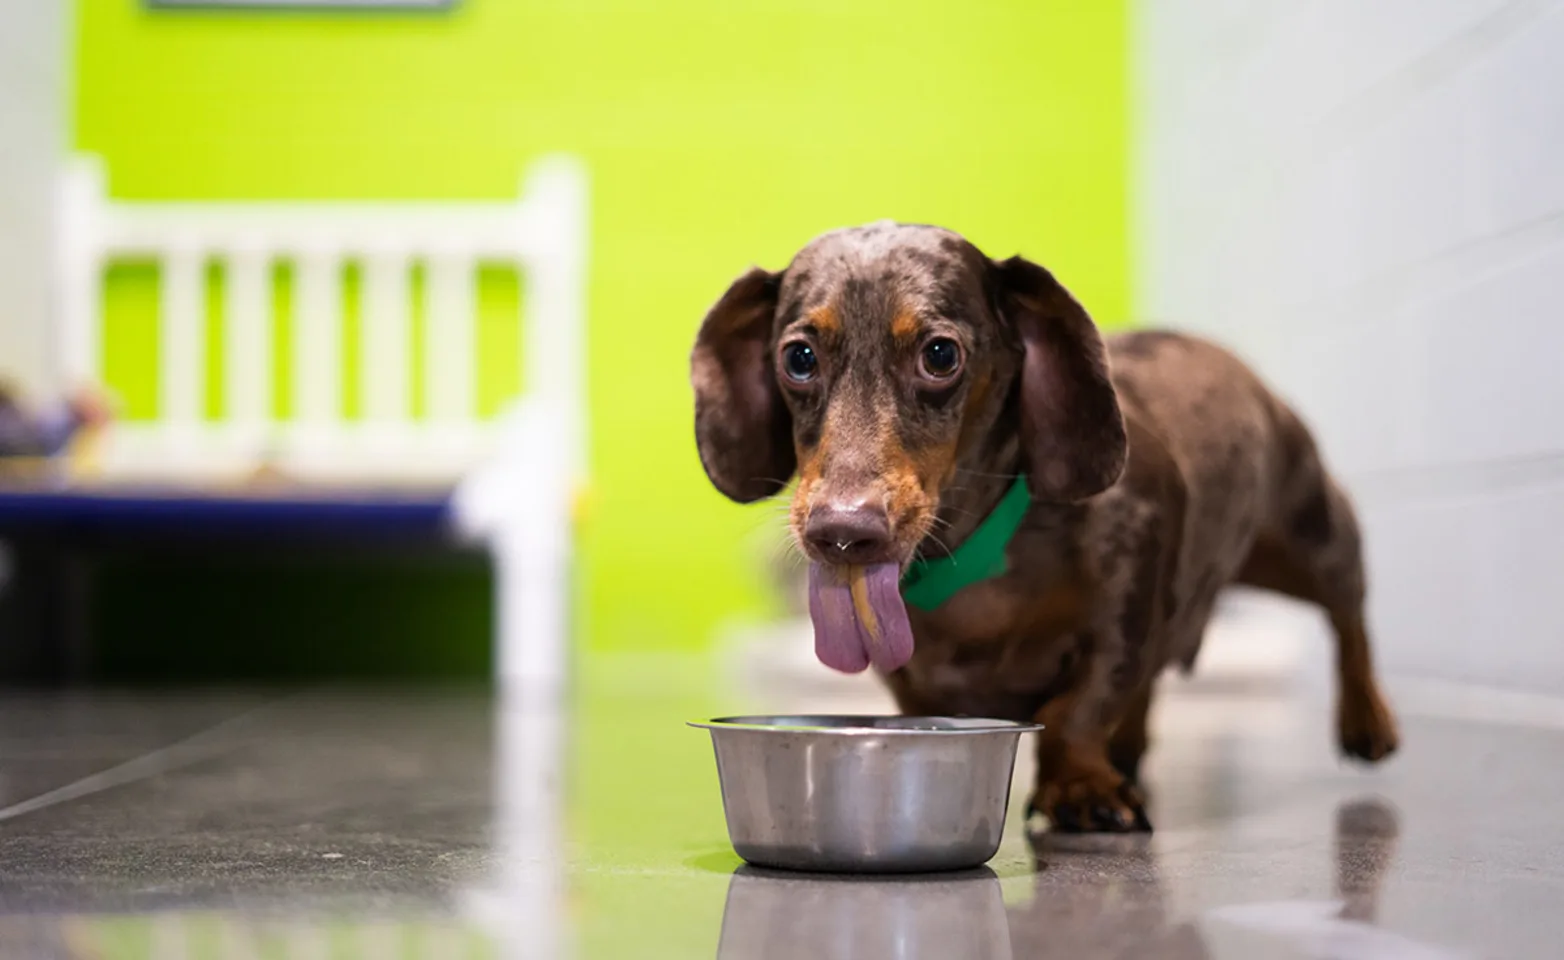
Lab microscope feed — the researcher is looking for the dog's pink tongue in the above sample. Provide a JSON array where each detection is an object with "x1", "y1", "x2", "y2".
[{"x1": 807, "y1": 562, "x2": 915, "y2": 674}]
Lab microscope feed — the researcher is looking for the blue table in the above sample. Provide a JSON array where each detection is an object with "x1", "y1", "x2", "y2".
[
  {"x1": 0, "y1": 485, "x2": 455, "y2": 543},
  {"x1": 0, "y1": 483, "x2": 466, "y2": 683}
]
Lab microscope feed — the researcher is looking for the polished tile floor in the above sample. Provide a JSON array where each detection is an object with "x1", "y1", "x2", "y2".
[{"x1": 0, "y1": 654, "x2": 1562, "y2": 959}]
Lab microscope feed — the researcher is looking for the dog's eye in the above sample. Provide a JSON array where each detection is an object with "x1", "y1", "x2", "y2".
[
  {"x1": 919, "y1": 338, "x2": 962, "y2": 380},
  {"x1": 782, "y1": 342, "x2": 818, "y2": 382}
]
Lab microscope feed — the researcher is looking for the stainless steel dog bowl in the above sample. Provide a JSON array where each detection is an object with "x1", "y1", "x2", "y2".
[{"x1": 690, "y1": 715, "x2": 1041, "y2": 873}]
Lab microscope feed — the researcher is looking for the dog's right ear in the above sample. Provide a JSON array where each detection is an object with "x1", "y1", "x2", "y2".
[
  {"x1": 691, "y1": 268, "x2": 796, "y2": 502},
  {"x1": 989, "y1": 256, "x2": 1127, "y2": 502}
]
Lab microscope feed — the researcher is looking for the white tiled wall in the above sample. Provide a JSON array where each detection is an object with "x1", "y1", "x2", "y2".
[
  {"x1": 1135, "y1": 0, "x2": 1564, "y2": 692},
  {"x1": 0, "y1": 0, "x2": 65, "y2": 397}
]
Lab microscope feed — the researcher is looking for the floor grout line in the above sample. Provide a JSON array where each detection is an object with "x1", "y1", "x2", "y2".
[{"x1": 0, "y1": 698, "x2": 288, "y2": 825}]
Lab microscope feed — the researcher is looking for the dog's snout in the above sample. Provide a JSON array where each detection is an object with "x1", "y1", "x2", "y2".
[{"x1": 805, "y1": 500, "x2": 894, "y2": 564}]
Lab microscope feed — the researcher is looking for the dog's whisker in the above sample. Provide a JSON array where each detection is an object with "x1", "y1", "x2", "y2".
[
  {"x1": 741, "y1": 511, "x2": 791, "y2": 533},
  {"x1": 924, "y1": 532, "x2": 957, "y2": 563},
  {"x1": 766, "y1": 533, "x2": 809, "y2": 572},
  {"x1": 928, "y1": 515, "x2": 956, "y2": 532}
]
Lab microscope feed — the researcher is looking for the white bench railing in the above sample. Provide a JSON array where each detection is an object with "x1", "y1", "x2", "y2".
[
  {"x1": 55, "y1": 153, "x2": 588, "y2": 484},
  {"x1": 54, "y1": 154, "x2": 590, "y2": 697}
]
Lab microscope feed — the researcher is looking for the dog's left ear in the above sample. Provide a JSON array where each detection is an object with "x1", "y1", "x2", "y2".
[
  {"x1": 989, "y1": 256, "x2": 1127, "y2": 502},
  {"x1": 691, "y1": 267, "x2": 796, "y2": 503}
]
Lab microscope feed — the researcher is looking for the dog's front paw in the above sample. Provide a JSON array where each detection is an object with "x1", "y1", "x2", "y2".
[
  {"x1": 1027, "y1": 767, "x2": 1152, "y2": 834},
  {"x1": 1338, "y1": 680, "x2": 1399, "y2": 763}
]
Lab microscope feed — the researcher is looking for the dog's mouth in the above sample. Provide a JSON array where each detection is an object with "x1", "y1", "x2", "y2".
[
  {"x1": 791, "y1": 485, "x2": 932, "y2": 676},
  {"x1": 805, "y1": 561, "x2": 915, "y2": 675}
]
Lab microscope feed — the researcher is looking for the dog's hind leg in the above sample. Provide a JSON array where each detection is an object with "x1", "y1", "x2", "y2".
[{"x1": 1237, "y1": 407, "x2": 1399, "y2": 763}]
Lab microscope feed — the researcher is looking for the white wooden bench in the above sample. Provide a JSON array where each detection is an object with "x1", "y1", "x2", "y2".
[{"x1": 52, "y1": 152, "x2": 589, "y2": 692}]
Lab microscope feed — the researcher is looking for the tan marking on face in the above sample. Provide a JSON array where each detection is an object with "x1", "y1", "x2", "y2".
[
  {"x1": 907, "y1": 439, "x2": 960, "y2": 498},
  {"x1": 798, "y1": 445, "x2": 824, "y2": 485},
  {"x1": 794, "y1": 420, "x2": 829, "y2": 489},
  {"x1": 891, "y1": 308, "x2": 920, "y2": 340},
  {"x1": 807, "y1": 304, "x2": 840, "y2": 334},
  {"x1": 879, "y1": 426, "x2": 952, "y2": 553},
  {"x1": 791, "y1": 420, "x2": 830, "y2": 542}
]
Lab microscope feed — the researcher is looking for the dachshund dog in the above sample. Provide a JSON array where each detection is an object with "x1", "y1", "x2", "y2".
[{"x1": 690, "y1": 222, "x2": 1398, "y2": 832}]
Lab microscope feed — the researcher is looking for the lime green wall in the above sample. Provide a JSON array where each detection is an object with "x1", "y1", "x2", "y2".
[{"x1": 76, "y1": 0, "x2": 1129, "y2": 652}]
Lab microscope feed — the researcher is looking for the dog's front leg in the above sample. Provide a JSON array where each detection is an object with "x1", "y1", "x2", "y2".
[
  {"x1": 1026, "y1": 485, "x2": 1175, "y2": 834},
  {"x1": 1027, "y1": 658, "x2": 1154, "y2": 834}
]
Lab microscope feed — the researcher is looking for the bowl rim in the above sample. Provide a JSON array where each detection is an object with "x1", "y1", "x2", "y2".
[{"x1": 687, "y1": 714, "x2": 1044, "y2": 735}]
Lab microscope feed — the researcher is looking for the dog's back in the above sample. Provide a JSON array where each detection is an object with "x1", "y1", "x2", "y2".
[{"x1": 1106, "y1": 330, "x2": 1356, "y2": 673}]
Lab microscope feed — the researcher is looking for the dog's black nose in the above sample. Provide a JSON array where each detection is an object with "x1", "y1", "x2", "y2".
[{"x1": 805, "y1": 502, "x2": 894, "y2": 564}]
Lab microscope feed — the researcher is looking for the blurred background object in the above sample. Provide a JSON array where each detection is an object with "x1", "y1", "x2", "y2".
[
  {"x1": 0, "y1": 381, "x2": 112, "y2": 461},
  {"x1": 1135, "y1": 0, "x2": 1564, "y2": 695},
  {"x1": 1, "y1": 0, "x2": 1133, "y2": 683}
]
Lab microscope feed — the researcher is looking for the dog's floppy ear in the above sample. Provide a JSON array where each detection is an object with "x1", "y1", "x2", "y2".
[
  {"x1": 990, "y1": 256, "x2": 1127, "y2": 502},
  {"x1": 691, "y1": 267, "x2": 796, "y2": 502}
]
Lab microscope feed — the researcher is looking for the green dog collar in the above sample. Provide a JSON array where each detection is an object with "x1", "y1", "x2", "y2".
[{"x1": 900, "y1": 474, "x2": 1032, "y2": 611}]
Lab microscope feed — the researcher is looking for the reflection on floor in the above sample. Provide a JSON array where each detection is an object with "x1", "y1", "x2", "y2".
[{"x1": 0, "y1": 646, "x2": 1562, "y2": 958}]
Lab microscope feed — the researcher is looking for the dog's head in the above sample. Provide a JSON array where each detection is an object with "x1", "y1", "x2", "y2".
[{"x1": 691, "y1": 222, "x2": 1126, "y2": 572}]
